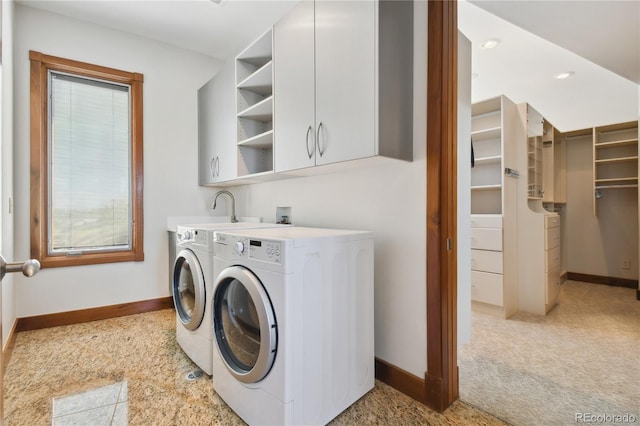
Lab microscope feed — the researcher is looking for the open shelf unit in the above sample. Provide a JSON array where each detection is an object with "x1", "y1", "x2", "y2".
[
  {"x1": 236, "y1": 29, "x2": 274, "y2": 176},
  {"x1": 470, "y1": 96, "x2": 519, "y2": 319},
  {"x1": 471, "y1": 97, "x2": 503, "y2": 215},
  {"x1": 528, "y1": 134, "x2": 543, "y2": 199},
  {"x1": 593, "y1": 121, "x2": 639, "y2": 214}
]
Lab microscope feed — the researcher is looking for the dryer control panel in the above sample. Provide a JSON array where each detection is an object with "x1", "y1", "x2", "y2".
[{"x1": 249, "y1": 239, "x2": 281, "y2": 264}]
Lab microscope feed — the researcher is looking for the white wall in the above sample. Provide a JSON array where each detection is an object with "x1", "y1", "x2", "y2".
[
  {"x1": 566, "y1": 135, "x2": 639, "y2": 280},
  {"x1": 1, "y1": 0, "x2": 16, "y2": 347},
  {"x1": 231, "y1": 1, "x2": 428, "y2": 378},
  {"x1": 457, "y1": 32, "x2": 472, "y2": 348},
  {"x1": 13, "y1": 5, "x2": 222, "y2": 317},
  {"x1": 12, "y1": 2, "x2": 432, "y2": 379}
]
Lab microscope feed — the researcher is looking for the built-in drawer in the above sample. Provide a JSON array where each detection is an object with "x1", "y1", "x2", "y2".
[
  {"x1": 471, "y1": 228, "x2": 503, "y2": 251},
  {"x1": 545, "y1": 226, "x2": 561, "y2": 250},
  {"x1": 546, "y1": 269, "x2": 561, "y2": 305},
  {"x1": 471, "y1": 270, "x2": 503, "y2": 306},
  {"x1": 545, "y1": 214, "x2": 560, "y2": 229},
  {"x1": 470, "y1": 214, "x2": 503, "y2": 229},
  {"x1": 545, "y1": 246, "x2": 561, "y2": 272},
  {"x1": 471, "y1": 249, "x2": 503, "y2": 274}
]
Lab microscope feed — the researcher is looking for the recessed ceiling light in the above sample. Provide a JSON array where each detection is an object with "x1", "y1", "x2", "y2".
[
  {"x1": 554, "y1": 71, "x2": 575, "y2": 80},
  {"x1": 480, "y1": 39, "x2": 500, "y2": 49}
]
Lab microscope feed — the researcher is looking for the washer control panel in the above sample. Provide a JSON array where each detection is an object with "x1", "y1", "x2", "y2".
[{"x1": 249, "y1": 239, "x2": 281, "y2": 264}]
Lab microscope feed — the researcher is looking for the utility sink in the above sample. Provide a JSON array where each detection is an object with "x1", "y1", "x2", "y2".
[{"x1": 166, "y1": 216, "x2": 262, "y2": 232}]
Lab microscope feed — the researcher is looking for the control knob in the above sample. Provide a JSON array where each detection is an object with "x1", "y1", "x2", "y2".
[{"x1": 235, "y1": 241, "x2": 245, "y2": 254}]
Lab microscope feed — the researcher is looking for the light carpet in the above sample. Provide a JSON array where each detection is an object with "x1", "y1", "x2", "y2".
[{"x1": 459, "y1": 280, "x2": 640, "y2": 426}]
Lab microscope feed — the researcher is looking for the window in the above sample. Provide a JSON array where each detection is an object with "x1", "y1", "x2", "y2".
[{"x1": 30, "y1": 51, "x2": 144, "y2": 267}]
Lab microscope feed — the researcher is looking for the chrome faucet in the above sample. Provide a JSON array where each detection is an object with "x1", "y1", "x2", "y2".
[{"x1": 211, "y1": 190, "x2": 237, "y2": 223}]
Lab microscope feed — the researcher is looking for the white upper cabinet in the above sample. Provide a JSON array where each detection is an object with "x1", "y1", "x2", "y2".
[
  {"x1": 198, "y1": 60, "x2": 237, "y2": 184},
  {"x1": 314, "y1": 0, "x2": 376, "y2": 166},
  {"x1": 274, "y1": 0, "x2": 413, "y2": 173},
  {"x1": 273, "y1": 1, "x2": 315, "y2": 171}
]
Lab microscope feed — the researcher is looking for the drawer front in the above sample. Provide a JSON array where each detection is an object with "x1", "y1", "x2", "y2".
[
  {"x1": 471, "y1": 271, "x2": 503, "y2": 306},
  {"x1": 545, "y1": 214, "x2": 560, "y2": 229},
  {"x1": 471, "y1": 249, "x2": 503, "y2": 274},
  {"x1": 545, "y1": 246, "x2": 561, "y2": 272},
  {"x1": 546, "y1": 270, "x2": 561, "y2": 304},
  {"x1": 471, "y1": 215, "x2": 503, "y2": 229},
  {"x1": 545, "y1": 226, "x2": 561, "y2": 250},
  {"x1": 471, "y1": 228, "x2": 503, "y2": 251}
]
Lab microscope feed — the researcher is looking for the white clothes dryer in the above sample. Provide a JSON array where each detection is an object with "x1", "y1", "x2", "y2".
[
  {"x1": 211, "y1": 227, "x2": 374, "y2": 425},
  {"x1": 172, "y1": 222, "x2": 284, "y2": 375}
]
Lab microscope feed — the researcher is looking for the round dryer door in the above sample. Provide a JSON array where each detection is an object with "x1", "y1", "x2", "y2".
[
  {"x1": 213, "y1": 266, "x2": 277, "y2": 384},
  {"x1": 173, "y1": 249, "x2": 206, "y2": 330}
]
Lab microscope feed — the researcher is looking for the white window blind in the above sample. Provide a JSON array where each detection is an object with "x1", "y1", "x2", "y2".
[{"x1": 48, "y1": 71, "x2": 132, "y2": 254}]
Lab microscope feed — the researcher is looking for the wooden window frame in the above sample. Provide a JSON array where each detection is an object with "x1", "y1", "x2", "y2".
[{"x1": 29, "y1": 51, "x2": 144, "y2": 268}]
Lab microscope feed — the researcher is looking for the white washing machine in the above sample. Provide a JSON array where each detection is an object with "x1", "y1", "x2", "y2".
[
  {"x1": 211, "y1": 227, "x2": 374, "y2": 425},
  {"x1": 172, "y1": 222, "x2": 284, "y2": 375}
]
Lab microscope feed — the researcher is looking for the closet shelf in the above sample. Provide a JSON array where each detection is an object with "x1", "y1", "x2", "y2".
[
  {"x1": 595, "y1": 184, "x2": 638, "y2": 190},
  {"x1": 471, "y1": 126, "x2": 501, "y2": 142},
  {"x1": 594, "y1": 138, "x2": 638, "y2": 148},
  {"x1": 594, "y1": 156, "x2": 638, "y2": 164},
  {"x1": 471, "y1": 184, "x2": 502, "y2": 191},
  {"x1": 475, "y1": 155, "x2": 502, "y2": 164}
]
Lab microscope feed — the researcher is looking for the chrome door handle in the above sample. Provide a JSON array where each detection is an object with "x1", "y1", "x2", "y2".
[
  {"x1": 0, "y1": 256, "x2": 40, "y2": 280},
  {"x1": 209, "y1": 157, "x2": 217, "y2": 179},
  {"x1": 305, "y1": 125, "x2": 314, "y2": 159},
  {"x1": 316, "y1": 122, "x2": 325, "y2": 157}
]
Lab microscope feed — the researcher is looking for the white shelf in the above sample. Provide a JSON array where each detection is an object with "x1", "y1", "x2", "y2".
[
  {"x1": 237, "y1": 29, "x2": 273, "y2": 63},
  {"x1": 238, "y1": 96, "x2": 273, "y2": 122},
  {"x1": 237, "y1": 61, "x2": 273, "y2": 95},
  {"x1": 471, "y1": 184, "x2": 502, "y2": 191},
  {"x1": 475, "y1": 155, "x2": 502, "y2": 165},
  {"x1": 471, "y1": 126, "x2": 501, "y2": 142},
  {"x1": 238, "y1": 130, "x2": 274, "y2": 148}
]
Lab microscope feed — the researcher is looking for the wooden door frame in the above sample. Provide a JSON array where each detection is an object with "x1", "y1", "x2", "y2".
[{"x1": 425, "y1": 0, "x2": 458, "y2": 412}]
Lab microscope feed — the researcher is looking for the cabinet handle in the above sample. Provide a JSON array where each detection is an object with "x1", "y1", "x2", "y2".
[
  {"x1": 316, "y1": 122, "x2": 325, "y2": 157},
  {"x1": 210, "y1": 157, "x2": 216, "y2": 179},
  {"x1": 215, "y1": 156, "x2": 220, "y2": 177},
  {"x1": 305, "y1": 125, "x2": 314, "y2": 159}
]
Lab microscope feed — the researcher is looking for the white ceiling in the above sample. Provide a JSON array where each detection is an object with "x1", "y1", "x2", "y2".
[
  {"x1": 460, "y1": 0, "x2": 639, "y2": 131},
  {"x1": 16, "y1": 0, "x2": 640, "y2": 131},
  {"x1": 469, "y1": 0, "x2": 640, "y2": 85},
  {"x1": 17, "y1": 0, "x2": 298, "y2": 61}
]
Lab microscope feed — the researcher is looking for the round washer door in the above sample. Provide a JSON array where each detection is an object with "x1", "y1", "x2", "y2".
[
  {"x1": 173, "y1": 249, "x2": 206, "y2": 330},
  {"x1": 213, "y1": 266, "x2": 277, "y2": 384}
]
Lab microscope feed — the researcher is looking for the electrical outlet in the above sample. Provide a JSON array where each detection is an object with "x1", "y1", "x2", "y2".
[{"x1": 621, "y1": 259, "x2": 631, "y2": 270}]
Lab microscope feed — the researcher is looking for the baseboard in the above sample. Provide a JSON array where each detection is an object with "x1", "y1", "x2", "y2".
[
  {"x1": 375, "y1": 357, "x2": 427, "y2": 404},
  {"x1": 3, "y1": 320, "x2": 19, "y2": 379},
  {"x1": 15, "y1": 297, "x2": 174, "y2": 333},
  {"x1": 567, "y1": 272, "x2": 638, "y2": 289}
]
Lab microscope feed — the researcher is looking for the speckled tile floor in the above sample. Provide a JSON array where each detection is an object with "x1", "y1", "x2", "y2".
[{"x1": 4, "y1": 309, "x2": 504, "y2": 425}]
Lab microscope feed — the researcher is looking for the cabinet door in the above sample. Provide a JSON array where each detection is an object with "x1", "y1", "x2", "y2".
[
  {"x1": 273, "y1": 1, "x2": 316, "y2": 172},
  {"x1": 315, "y1": 0, "x2": 376, "y2": 166},
  {"x1": 198, "y1": 60, "x2": 237, "y2": 184}
]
